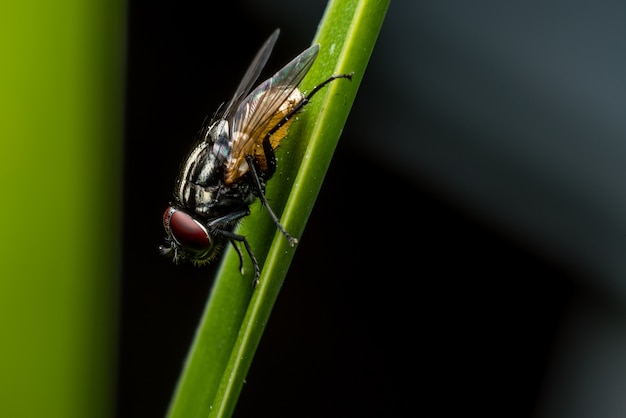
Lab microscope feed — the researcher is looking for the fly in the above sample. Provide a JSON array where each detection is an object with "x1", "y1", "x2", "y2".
[{"x1": 160, "y1": 29, "x2": 353, "y2": 285}]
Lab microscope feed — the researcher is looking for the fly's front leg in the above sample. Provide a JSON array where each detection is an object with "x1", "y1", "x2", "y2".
[
  {"x1": 208, "y1": 209, "x2": 261, "y2": 285},
  {"x1": 215, "y1": 229, "x2": 261, "y2": 286}
]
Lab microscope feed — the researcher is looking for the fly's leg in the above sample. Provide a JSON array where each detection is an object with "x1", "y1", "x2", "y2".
[
  {"x1": 217, "y1": 229, "x2": 261, "y2": 286},
  {"x1": 228, "y1": 238, "x2": 246, "y2": 275},
  {"x1": 246, "y1": 155, "x2": 298, "y2": 247},
  {"x1": 208, "y1": 209, "x2": 261, "y2": 285}
]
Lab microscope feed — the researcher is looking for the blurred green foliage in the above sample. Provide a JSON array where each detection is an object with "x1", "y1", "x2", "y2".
[{"x1": 0, "y1": 1, "x2": 125, "y2": 417}]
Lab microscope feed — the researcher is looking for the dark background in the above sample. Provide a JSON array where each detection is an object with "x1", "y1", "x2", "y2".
[{"x1": 119, "y1": 1, "x2": 626, "y2": 417}]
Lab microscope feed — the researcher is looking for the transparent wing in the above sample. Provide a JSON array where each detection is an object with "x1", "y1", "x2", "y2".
[
  {"x1": 227, "y1": 43, "x2": 320, "y2": 167},
  {"x1": 220, "y1": 29, "x2": 280, "y2": 120}
]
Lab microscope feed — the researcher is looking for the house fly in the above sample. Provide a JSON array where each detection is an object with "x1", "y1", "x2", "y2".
[{"x1": 160, "y1": 29, "x2": 352, "y2": 285}]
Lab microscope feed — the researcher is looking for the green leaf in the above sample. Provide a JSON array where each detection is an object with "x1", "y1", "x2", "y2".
[{"x1": 166, "y1": 0, "x2": 389, "y2": 417}]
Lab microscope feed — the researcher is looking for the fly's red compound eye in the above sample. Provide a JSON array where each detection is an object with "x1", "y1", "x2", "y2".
[{"x1": 163, "y1": 206, "x2": 211, "y2": 252}]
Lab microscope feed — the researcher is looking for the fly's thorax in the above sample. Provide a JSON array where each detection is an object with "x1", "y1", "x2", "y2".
[
  {"x1": 177, "y1": 119, "x2": 254, "y2": 216},
  {"x1": 174, "y1": 119, "x2": 236, "y2": 213},
  {"x1": 175, "y1": 140, "x2": 219, "y2": 211}
]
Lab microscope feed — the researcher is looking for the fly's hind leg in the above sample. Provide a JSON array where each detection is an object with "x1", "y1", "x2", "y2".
[{"x1": 246, "y1": 154, "x2": 298, "y2": 247}]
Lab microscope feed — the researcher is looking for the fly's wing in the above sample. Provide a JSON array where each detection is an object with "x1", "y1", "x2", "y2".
[
  {"x1": 226, "y1": 43, "x2": 320, "y2": 179},
  {"x1": 220, "y1": 29, "x2": 280, "y2": 121},
  {"x1": 205, "y1": 30, "x2": 279, "y2": 162}
]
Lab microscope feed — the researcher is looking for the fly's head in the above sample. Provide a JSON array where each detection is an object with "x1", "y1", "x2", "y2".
[{"x1": 159, "y1": 205, "x2": 221, "y2": 265}]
